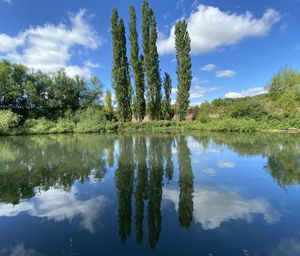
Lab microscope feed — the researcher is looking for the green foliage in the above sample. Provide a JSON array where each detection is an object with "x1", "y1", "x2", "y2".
[
  {"x1": 162, "y1": 73, "x2": 173, "y2": 120},
  {"x1": 146, "y1": 9, "x2": 162, "y2": 120},
  {"x1": 0, "y1": 110, "x2": 20, "y2": 135},
  {"x1": 104, "y1": 90, "x2": 114, "y2": 121},
  {"x1": 74, "y1": 106, "x2": 106, "y2": 133},
  {"x1": 111, "y1": 10, "x2": 132, "y2": 122},
  {"x1": 129, "y1": 6, "x2": 146, "y2": 121},
  {"x1": 175, "y1": 20, "x2": 192, "y2": 121},
  {"x1": 230, "y1": 101, "x2": 268, "y2": 120}
]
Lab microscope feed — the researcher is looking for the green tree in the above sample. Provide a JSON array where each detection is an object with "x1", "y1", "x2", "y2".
[
  {"x1": 129, "y1": 6, "x2": 146, "y2": 121},
  {"x1": 148, "y1": 10, "x2": 162, "y2": 120},
  {"x1": 111, "y1": 9, "x2": 132, "y2": 122},
  {"x1": 175, "y1": 20, "x2": 192, "y2": 121},
  {"x1": 104, "y1": 90, "x2": 114, "y2": 121},
  {"x1": 142, "y1": 2, "x2": 161, "y2": 120},
  {"x1": 162, "y1": 72, "x2": 173, "y2": 120}
]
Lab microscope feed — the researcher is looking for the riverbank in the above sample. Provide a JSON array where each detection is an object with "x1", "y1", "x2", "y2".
[{"x1": 2, "y1": 117, "x2": 300, "y2": 136}]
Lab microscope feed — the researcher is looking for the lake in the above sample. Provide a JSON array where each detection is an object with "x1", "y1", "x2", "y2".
[{"x1": 0, "y1": 132, "x2": 299, "y2": 256}]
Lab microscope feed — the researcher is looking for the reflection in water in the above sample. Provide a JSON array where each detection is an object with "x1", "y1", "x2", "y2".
[
  {"x1": 115, "y1": 136, "x2": 135, "y2": 244},
  {"x1": 0, "y1": 243, "x2": 42, "y2": 256},
  {"x1": 0, "y1": 187, "x2": 107, "y2": 233},
  {"x1": 164, "y1": 187, "x2": 279, "y2": 230},
  {"x1": 177, "y1": 135, "x2": 194, "y2": 228},
  {"x1": 0, "y1": 132, "x2": 299, "y2": 252}
]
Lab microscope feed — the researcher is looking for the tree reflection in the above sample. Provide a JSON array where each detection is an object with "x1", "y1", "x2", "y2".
[
  {"x1": 0, "y1": 134, "x2": 110, "y2": 204},
  {"x1": 177, "y1": 135, "x2": 194, "y2": 228},
  {"x1": 147, "y1": 137, "x2": 164, "y2": 248},
  {"x1": 115, "y1": 136, "x2": 135, "y2": 244},
  {"x1": 164, "y1": 137, "x2": 174, "y2": 181},
  {"x1": 134, "y1": 136, "x2": 148, "y2": 244}
]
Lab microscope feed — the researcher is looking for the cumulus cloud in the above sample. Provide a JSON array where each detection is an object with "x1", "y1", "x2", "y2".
[
  {"x1": 216, "y1": 70, "x2": 236, "y2": 78},
  {"x1": 201, "y1": 64, "x2": 216, "y2": 71},
  {"x1": 217, "y1": 160, "x2": 236, "y2": 168},
  {"x1": 0, "y1": 9, "x2": 102, "y2": 78},
  {"x1": 158, "y1": 4, "x2": 281, "y2": 55},
  {"x1": 190, "y1": 85, "x2": 217, "y2": 99},
  {"x1": 225, "y1": 86, "x2": 268, "y2": 99},
  {"x1": 0, "y1": 187, "x2": 107, "y2": 233},
  {"x1": 163, "y1": 187, "x2": 280, "y2": 230}
]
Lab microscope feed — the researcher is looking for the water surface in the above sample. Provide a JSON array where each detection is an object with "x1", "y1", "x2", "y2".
[{"x1": 0, "y1": 132, "x2": 300, "y2": 256}]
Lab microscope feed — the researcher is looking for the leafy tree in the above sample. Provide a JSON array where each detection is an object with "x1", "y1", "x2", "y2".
[
  {"x1": 162, "y1": 72, "x2": 173, "y2": 120},
  {"x1": 111, "y1": 9, "x2": 132, "y2": 122},
  {"x1": 129, "y1": 6, "x2": 146, "y2": 121},
  {"x1": 104, "y1": 90, "x2": 114, "y2": 121},
  {"x1": 148, "y1": 10, "x2": 162, "y2": 120},
  {"x1": 175, "y1": 20, "x2": 192, "y2": 121}
]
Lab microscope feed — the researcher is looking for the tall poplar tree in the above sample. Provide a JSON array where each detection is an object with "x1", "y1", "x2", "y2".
[
  {"x1": 148, "y1": 9, "x2": 161, "y2": 120},
  {"x1": 129, "y1": 6, "x2": 145, "y2": 121},
  {"x1": 111, "y1": 9, "x2": 132, "y2": 122},
  {"x1": 142, "y1": 1, "x2": 161, "y2": 120},
  {"x1": 175, "y1": 20, "x2": 192, "y2": 121},
  {"x1": 162, "y1": 72, "x2": 172, "y2": 120}
]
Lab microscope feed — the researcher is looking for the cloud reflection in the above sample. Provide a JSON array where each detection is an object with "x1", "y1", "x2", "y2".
[
  {"x1": 164, "y1": 187, "x2": 279, "y2": 230},
  {"x1": 0, "y1": 187, "x2": 107, "y2": 233}
]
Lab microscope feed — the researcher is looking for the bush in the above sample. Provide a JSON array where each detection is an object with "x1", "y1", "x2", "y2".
[
  {"x1": 230, "y1": 101, "x2": 268, "y2": 121},
  {"x1": 73, "y1": 106, "x2": 106, "y2": 133},
  {"x1": 0, "y1": 110, "x2": 20, "y2": 135}
]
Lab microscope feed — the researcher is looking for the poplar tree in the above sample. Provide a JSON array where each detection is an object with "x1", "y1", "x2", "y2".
[
  {"x1": 111, "y1": 9, "x2": 132, "y2": 122},
  {"x1": 129, "y1": 6, "x2": 145, "y2": 121},
  {"x1": 148, "y1": 9, "x2": 161, "y2": 120},
  {"x1": 175, "y1": 20, "x2": 192, "y2": 121},
  {"x1": 162, "y1": 72, "x2": 172, "y2": 120}
]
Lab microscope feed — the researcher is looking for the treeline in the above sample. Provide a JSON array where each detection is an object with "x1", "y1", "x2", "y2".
[
  {"x1": 111, "y1": 0, "x2": 192, "y2": 121},
  {"x1": 0, "y1": 60, "x2": 102, "y2": 118}
]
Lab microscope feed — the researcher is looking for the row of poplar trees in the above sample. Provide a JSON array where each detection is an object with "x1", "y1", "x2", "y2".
[{"x1": 111, "y1": 0, "x2": 192, "y2": 122}]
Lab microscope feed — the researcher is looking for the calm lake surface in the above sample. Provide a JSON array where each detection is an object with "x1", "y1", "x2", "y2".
[{"x1": 0, "y1": 132, "x2": 300, "y2": 256}]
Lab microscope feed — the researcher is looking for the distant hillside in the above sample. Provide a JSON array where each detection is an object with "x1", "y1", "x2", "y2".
[{"x1": 195, "y1": 66, "x2": 300, "y2": 123}]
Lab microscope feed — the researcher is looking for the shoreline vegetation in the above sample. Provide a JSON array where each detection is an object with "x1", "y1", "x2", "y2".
[{"x1": 1, "y1": 0, "x2": 299, "y2": 136}]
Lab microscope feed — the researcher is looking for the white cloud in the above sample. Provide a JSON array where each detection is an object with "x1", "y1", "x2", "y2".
[
  {"x1": 2, "y1": 0, "x2": 11, "y2": 3},
  {"x1": 190, "y1": 85, "x2": 217, "y2": 99},
  {"x1": 202, "y1": 168, "x2": 217, "y2": 176},
  {"x1": 217, "y1": 160, "x2": 236, "y2": 168},
  {"x1": 163, "y1": 187, "x2": 280, "y2": 230},
  {"x1": 158, "y1": 4, "x2": 281, "y2": 55},
  {"x1": 0, "y1": 9, "x2": 102, "y2": 78},
  {"x1": 201, "y1": 64, "x2": 216, "y2": 71},
  {"x1": 225, "y1": 86, "x2": 268, "y2": 99},
  {"x1": 270, "y1": 238, "x2": 300, "y2": 256},
  {"x1": 216, "y1": 70, "x2": 236, "y2": 78},
  {"x1": 0, "y1": 187, "x2": 107, "y2": 233},
  {"x1": 0, "y1": 243, "x2": 41, "y2": 256}
]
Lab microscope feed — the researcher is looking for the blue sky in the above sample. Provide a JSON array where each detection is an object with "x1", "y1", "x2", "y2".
[{"x1": 0, "y1": 0, "x2": 299, "y2": 105}]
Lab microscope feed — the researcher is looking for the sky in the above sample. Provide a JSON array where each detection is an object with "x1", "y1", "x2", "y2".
[{"x1": 0, "y1": 0, "x2": 299, "y2": 106}]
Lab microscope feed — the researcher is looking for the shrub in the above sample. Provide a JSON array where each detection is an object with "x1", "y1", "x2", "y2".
[
  {"x1": 0, "y1": 110, "x2": 20, "y2": 135},
  {"x1": 230, "y1": 101, "x2": 268, "y2": 121}
]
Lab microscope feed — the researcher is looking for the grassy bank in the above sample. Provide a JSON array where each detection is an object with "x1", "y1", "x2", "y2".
[{"x1": 2, "y1": 117, "x2": 300, "y2": 136}]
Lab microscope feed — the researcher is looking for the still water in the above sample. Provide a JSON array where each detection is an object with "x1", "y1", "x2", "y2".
[{"x1": 0, "y1": 132, "x2": 299, "y2": 256}]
